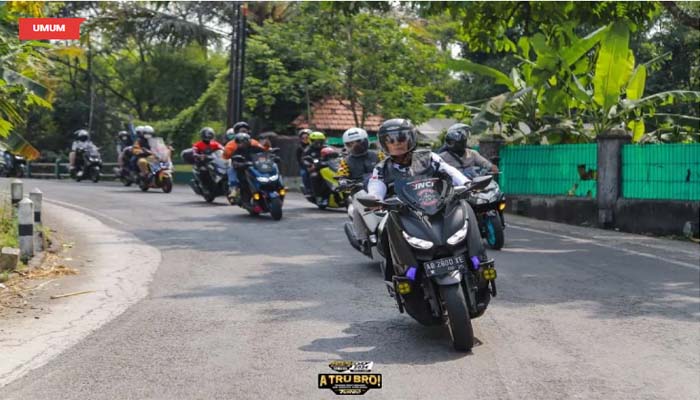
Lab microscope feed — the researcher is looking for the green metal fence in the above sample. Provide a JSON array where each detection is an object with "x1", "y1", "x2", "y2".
[
  {"x1": 622, "y1": 143, "x2": 700, "y2": 201},
  {"x1": 500, "y1": 144, "x2": 598, "y2": 197}
]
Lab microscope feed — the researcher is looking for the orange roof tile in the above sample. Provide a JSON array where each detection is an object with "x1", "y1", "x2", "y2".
[{"x1": 291, "y1": 98, "x2": 383, "y2": 132}]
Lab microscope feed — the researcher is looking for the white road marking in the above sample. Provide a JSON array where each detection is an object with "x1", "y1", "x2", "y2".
[
  {"x1": 509, "y1": 224, "x2": 700, "y2": 271},
  {"x1": 44, "y1": 198, "x2": 129, "y2": 227}
]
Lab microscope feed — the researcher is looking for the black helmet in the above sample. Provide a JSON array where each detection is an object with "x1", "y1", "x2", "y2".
[
  {"x1": 233, "y1": 121, "x2": 250, "y2": 133},
  {"x1": 200, "y1": 127, "x2": 215, "y2": 142},
  {"x1": 445, "y1": 123, "x2": 470, "y2": 155},
  {"x1": 234, "y1": 132, "x2": 251, "y2": 145},
  {"x1": 377, "y1": 118, "x2": 416, "y2": 157},
  {"x1": 74, "y1": 129, "x2": 90, "y2": 142}
]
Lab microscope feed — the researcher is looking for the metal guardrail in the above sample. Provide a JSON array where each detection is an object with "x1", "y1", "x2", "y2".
[{"x1": 27, "y1": 161, "x2": 120, "y2": 180}]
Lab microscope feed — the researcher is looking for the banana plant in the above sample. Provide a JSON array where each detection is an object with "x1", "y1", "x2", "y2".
[{"x1": 447, "y1": 20, "x2": 700, "y2": 144}]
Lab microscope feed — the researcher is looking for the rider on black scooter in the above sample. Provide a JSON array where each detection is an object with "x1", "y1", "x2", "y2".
[
  {"x1": 365, "y1": 119, "x2": 488, "y2": 278},
  {"x1": 438, "y1": 123, "x2": 499, "y2": 176}
]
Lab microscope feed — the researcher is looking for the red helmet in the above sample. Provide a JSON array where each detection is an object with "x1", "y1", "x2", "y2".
[{"x1": 320, "y1": 147, "x2": 339, "y2": 159}]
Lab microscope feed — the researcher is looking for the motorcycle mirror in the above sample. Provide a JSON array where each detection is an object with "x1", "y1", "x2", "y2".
[
  {"x1": 269, "y1": 147, "x2": 280, "y2": 153},
  {"x1": 383, "y1": 196, "x2": 403, "y2": 207},
  {"x1": 454, "y1": 185, "x2": 468, "y2": 196},
  {"x1": 469, "y1": 175, "x2": 492, "y2": 191}
]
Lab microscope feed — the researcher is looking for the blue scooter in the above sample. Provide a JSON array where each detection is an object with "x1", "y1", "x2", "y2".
[{"x1": 231, "y1": 150, "x2": 286, "y2": 220}]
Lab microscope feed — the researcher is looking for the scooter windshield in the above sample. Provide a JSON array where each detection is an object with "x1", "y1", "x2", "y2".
[
  {"x1": 251, "y1": 153, "x2": 276, "y2": 174},
  {"x1": 147, "y1": 137, "x2": 171, "y2": 162},
  {"x1": 395, "y1": 176, "x2": 447, "y2": 216}
]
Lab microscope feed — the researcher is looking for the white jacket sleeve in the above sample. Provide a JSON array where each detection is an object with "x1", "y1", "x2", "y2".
[{"x1": 431, "y1": 153, "x2": 470, "y2": 186}]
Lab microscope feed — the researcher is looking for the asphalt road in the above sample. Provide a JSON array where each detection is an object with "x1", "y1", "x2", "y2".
[{"x1": 1, "y1": 179, "x2": 699, "y2": 400}]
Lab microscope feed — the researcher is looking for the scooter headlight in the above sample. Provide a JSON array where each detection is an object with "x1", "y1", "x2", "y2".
[
  {"x1": 402, "y1": 231, "x2": 433, "y2": 249},
  {"x1": 257, "y1": 174, "x2": 278, "y2": 183},
  {"x1": 447, "y1": 220, "x2": 468, "y2": 245}
]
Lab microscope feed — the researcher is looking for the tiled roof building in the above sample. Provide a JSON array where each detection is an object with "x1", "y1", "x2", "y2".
[{"x1": 291, "y1": 98, "x2": 384, "y2": 135}]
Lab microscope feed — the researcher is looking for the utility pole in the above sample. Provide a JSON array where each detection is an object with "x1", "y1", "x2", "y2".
[
  {"x1": 226, "y1": 2, "x2": 247, "y2": 128},
  {"x1": 226, "y1": 2, "x2": 241, "y2": 129}
]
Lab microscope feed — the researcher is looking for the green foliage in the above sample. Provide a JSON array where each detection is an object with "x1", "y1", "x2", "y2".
[
  {"x1": 0, "y1": 2, "x2": 53, "y2": 138},
  {"x1": 0, "y1": 200, "x2": 18, "y2": 249},
  {"x1": 449, "y1": 19, "x2": 700, "y2": 144}
]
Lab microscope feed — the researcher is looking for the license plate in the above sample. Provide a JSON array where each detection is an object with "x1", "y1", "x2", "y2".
[{"x1": 423, "y1": 254, "x2": 466, "y2": 277}]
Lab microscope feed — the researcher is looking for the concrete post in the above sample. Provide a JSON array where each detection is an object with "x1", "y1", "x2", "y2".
[
  {"x1": 477, "y1": 135, "x2": 505, "y2": 168},
  {"x1": 478, "y1": 135, "x2": 505, "y2": 184},
  {"x1": 10, "y1": 179, "x2": 23, "y2": 205},
  {"x1": 29, "y1": 188, "x2": 43, "y2": 251},
  {"x1": 596, "y1": 128, "x2": 631, "y2": 228},
  {"x1": 29, "y1": 188, "x2": 42, "y2": 224},
  {"x1": 18, "y1": 197, "x2": 34, "y2": 261}
]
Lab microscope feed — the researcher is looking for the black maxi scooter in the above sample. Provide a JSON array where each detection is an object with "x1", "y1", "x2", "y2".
[{"x1": 358, "y1": 174, "x2": 497, "y2": 352}]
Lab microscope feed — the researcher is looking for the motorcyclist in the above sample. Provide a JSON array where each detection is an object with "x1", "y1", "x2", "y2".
[
  {"x1": 338, "y1": 127, "x2": 385, "y2": 254},
  {"x1": 223, "y1": 127, "x2": 237, "y2": 145},
  {"x1": 134, "y1": 125, "x2": 156, "y2": 178},
  {"x1": 337, "y1": 127, "x2": 384, "y2": 185},
  {"x1": 302, "y1": 131, "x2": 335, "y2": 206},
  {"x1": 438, "y1": 123, "x2": 499, "y2": 177},
  {"x1": 296, "y1": 128, "x2": 312, "y2": 194},
  {"x1": 116, "y1": 130, "x2": 133, "y2": 172},
  {"x1": 223, "y1": 131, "x2": 265, "y2": 203},
  {"x1": 192, "y1": 127, "x2": 224, "y2": 156},
  {"x1": 69, "y1": 129, "x2": 98, "y2": 176},
  {"x1": 365, "y1": 119, "x2": 487, "y2": 274}
]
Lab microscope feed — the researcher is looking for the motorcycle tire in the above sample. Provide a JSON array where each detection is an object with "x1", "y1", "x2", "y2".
[
  {"x1": 139, "y1": 179, "x2": 149, "y2": 192},
  {"x1": 439, "y1": 284, "x2": 474, "y2": 352},
  {"x1": 122, "y1": 179, "x2": 132, "y2": 187},
  {"x1": 204, "y1": 193, "x2": 216, "y2": 203},
  {"x1": 90, "y1": 169, "x2": 100, "y2": 183},
  {"x1": 485, "y1": 213, "x2": 505, "y2": 250},
  {"x1": 161, "y1": 177, "x2": 173, "y2": 193},
  {"x1": 270, "y1": 198, "x2": 283, "y2": 221}
]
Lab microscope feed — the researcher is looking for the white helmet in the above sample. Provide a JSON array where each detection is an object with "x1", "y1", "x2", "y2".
[{"x1": 342, "y1": 127, "x2": 368, "y2": 145}]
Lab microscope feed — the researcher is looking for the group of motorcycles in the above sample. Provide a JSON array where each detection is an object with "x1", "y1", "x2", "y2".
[
  {"x1": 187, "y1": 147, "x2": 286, "y2": 220},
  {"x1": 0, "y1": 148, "x2": 26, "y2": 178},
  {"x1": 65, "y1": 127, "x2": 507, "y2": 352}
]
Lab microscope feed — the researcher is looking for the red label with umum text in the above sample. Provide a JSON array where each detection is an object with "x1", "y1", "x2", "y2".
[{"x1": 19, "y1": 18, "x2": 85, "y2": 40}]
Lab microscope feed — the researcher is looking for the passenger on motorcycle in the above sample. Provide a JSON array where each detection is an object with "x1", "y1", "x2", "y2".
[
  {"x1": 69, "y1": 129, "x2": 98, "y2": 176},
  {"x1": 366, "y1": 119, "x2": 487, "y2": 267},
  {"x1": 296, "y1": 128, "x2": 312, "y2": 194},
  {"x1": 438, "y1": 123, "x2": 499, "y2": 177},
  {"x1": 116, "y1": 130, "x2": 132, "y2": 171},
  {"x1": 338, "y1": 127, "x2": 385, "y2": 254},
  {"x1": 223, "y1": 132, "x2": 266, "y2": 204}
]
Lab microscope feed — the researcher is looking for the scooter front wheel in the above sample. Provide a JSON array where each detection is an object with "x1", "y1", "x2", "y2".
[
  {"x1": 270, "y1": 197, "x2": 283, "y2": 220},
  {"x1": 439, "y1": 284, "x2": 474, "y2": 352},
  {"x1": 485, "y1": 213, "x2": 504, "y2": 250},
  {"x1": 161, "y1": 176, "x2": 173, "y2": 193}
]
